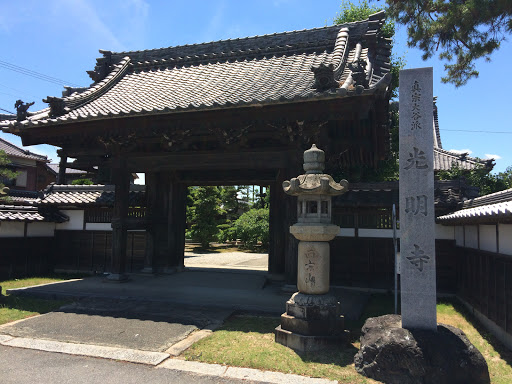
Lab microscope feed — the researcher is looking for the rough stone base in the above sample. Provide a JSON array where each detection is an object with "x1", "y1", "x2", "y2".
[
  {"x1": 354, "y1": 314, "x2": 490, "y2": 384},
  {"x1": 275, "y1": 292, "x2": 348, "y2": 352}
]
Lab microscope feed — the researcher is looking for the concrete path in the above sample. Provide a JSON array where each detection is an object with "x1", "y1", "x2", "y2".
[{"x1": 2, "y1": 267, "x2": 368, "y2": 383}]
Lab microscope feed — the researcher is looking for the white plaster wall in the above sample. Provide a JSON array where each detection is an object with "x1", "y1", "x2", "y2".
[
  {"x1": 435, "y1": 224, "x2": 455, "y2": 240},
  {"x1": 499, "y1": 224, "x2": 512, "y2": 256},
  {"x1": 455, "y1": 226, "x2": 464, "y2": 246},
  {"x1": 86, "y1": 223, "x2": 112, "y2": 231},
  {"x1": 337, "y1": 228, "x2": 355, "y2": 237},
  {"x1": 0, "y1": 222, "x2": 25, "y2": 237},
  {"x1": 465, "y1": 225, "x2": 479, "y2": 249},
  {"x1": 56, "y1": 210, "x2": 84, "y2": 230},
  {"x1": 358, "y1": 229, "x2": 398, "y2": 238},
  {"x1": 27, "y1": 222, "x2": 55, "y2": 237},
  {"x1": 479, "y1": 225, "x2": 497, "y2": 253}
]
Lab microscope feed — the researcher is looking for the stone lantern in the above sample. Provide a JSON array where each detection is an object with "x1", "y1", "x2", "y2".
[{"x1": 275, "y1": 144, "x2": 349, "y2": 351}]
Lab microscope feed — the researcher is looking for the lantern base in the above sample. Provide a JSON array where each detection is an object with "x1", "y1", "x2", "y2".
[{"x1": 274, "y1": 292, "x2": 349, "y2": 351}]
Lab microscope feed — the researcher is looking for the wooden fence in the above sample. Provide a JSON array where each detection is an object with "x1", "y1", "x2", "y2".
[
  {"x1": 0, "y1": 238, "x2": 55, "y2": 279},
  {"x1": 53, "y1": 230, "x2": 146, "y2": 273},
  {"x1": 330, "y1": 238, "x2": 457, "y2": 292},
  {"x1": 457, "y1": 248, "x2": 512, "y2": 334}
]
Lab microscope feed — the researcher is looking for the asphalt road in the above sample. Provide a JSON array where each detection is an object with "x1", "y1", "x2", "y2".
[{"x1": 0, "y1": 345, "x2": 267, "y2": 384}]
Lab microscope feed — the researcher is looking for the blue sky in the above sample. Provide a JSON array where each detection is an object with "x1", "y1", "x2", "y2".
[{"x1": 1, "y1": 0, "x2": 511, "y2": 177}]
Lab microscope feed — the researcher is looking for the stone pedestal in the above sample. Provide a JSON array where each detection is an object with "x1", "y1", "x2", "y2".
[
  {"x1": 275, "y1": 292, "x2": 348, "y2": 352},
  {"x1": 275, "y1": 145, "x2": 349, "y2": 352}
]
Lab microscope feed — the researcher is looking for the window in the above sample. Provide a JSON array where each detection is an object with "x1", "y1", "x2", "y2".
[{"x1": 15, "y1": 170, "x2": 28, "y2": 187}]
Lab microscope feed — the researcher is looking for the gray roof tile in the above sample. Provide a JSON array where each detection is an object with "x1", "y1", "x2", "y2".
[
  {"x1": 38, "y1": 184, "x2": 145, "y2": 207},
  {"x1": 0, "y1": 137, "x2": 48, "y2": 161},
  {"x1": 0, "y1": 205, "x2": 67, "y2": 222},
  {"x1": 1, "y1": 12, "x2": 391, "y2": 129}
]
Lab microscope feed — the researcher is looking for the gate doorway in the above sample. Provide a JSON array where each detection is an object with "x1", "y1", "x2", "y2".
[{"x1": 183, "y1": 185, "x2": 269, "y2": 272}]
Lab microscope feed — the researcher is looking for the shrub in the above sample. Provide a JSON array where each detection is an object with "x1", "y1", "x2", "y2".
[{"x1": 233, "y1": 208, "x2": 269, "y2": 249}]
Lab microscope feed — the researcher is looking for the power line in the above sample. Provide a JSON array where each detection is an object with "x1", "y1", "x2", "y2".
[
  {"x1": 0, "y1": 107, "x2": 15, "y2": 114},
  {"x1": 443, "y1": 129, "x2": 512, "y2": 134},
  {"x1": 0, "y1": 59, "x2": 81, "y2": 87}
]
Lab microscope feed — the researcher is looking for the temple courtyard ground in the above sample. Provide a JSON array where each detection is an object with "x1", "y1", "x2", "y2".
[{"x1": 1, "y1": 248, "x2": 511, "y2": 383}]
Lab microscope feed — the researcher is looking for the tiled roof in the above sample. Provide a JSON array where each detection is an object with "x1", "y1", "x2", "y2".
[
  {"x1": 333, "y1": 180, "x2": 476, "y2": 209},
  {"x1": 0, "y1": 205, "x2": 68, "y2": 222},
  {"x1": 431, "y1": 98, "x2": 493, "y2": 172},
  {"x1": 462, "y1": 188, "x2": 512, "y2": 209},
  {"x1": 433, "y1": 147, "x2": 492, "y2": 172},
  {"x1": 437, "y1": 188, "x2": 512, "y2": 224},
  {"x1": 46, "y1": 163, "x2": 87, "y2": 175},
  {"x1": 38, "y1": 184, "x2": 145, "y2": 207},
  {"x1": 5, "y1": 189, "x2": 39, "y2": 206},
  {"x1": 438, "y1": 201, "x2": 512, "y2": 224},
  {"x1": 1, "y1": 12, "x2": 391, "y2": 129},
  {"x1": 0, "y1": 137, "x2": 48, "y2": 161}
]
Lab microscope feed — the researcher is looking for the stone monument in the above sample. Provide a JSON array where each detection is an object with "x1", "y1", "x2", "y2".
[
  {"x1": 354, "y1": 68, "x2": 490, "y2": 383},
  {"x1": 399, "y1": 68, "x2": 437, "y2": 330},
  {"x1": 274, "y1": 144, "x2": 349, "y2": 351}
]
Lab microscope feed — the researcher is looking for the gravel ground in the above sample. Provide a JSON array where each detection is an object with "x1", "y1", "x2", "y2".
[{"x1": 184, "y1": 250, "x2": 268, "y2": 271}]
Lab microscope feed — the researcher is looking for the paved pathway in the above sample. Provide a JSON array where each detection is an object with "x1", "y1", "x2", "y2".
[
  {"x1": 185, "y1": 250, "x2": 268, "y2": 271},
  {"x1": 1, "y1": 250, "x2": 368, "y2": 383}
]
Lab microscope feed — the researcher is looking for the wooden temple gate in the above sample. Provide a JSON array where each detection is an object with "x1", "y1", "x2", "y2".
[{"x1": 2, "y1": 12, "x2": 393, "y2": 283}]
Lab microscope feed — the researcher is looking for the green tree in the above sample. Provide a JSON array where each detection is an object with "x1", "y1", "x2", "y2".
[
  {"x1": 188, "y1": 186, "x2": 224, "y2": 248},
  {"x1": 438, "y1": 163, "x2": 512, "y2": 196},
  {"x1": 384, "y1": 0, "x2": 512, "y2": 87},
  {"x1": 0, "y1": 150, "x2": 18, "y2": 201},
  {"x1": 71, "y1": 177, "x2": 94, "y2": 185}
]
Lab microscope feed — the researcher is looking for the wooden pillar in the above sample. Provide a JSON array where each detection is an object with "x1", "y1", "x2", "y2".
[
  {"x1": 165, "y1": 176, "x2": 187, "y2": 271},
  {"x1": 57, "y1": 150, "x2": 67, "y2": 184},
  {"x1": 148, "y1": 172, "x2": 170, "y2": 272},
  {"x1": 269, "y1": 178, "x2": 285, "y2": 278},
  {"x1": 107, "y1": 159, "x2": 130, "y2": 282},
  {"x1": 269, "y1": 166, "x2": 299, "y2": 284},
  {"x1": 142, "y1": 172, "x2": 157, "y2": 273}
]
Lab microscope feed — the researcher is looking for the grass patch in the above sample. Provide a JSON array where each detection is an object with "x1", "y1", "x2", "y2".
[
  {"x1": 183, "y1": 295, "x2": 512, "y2": 383},
  {"x1": 0, "y1": 275, "x2": 81, "y2": 326}
]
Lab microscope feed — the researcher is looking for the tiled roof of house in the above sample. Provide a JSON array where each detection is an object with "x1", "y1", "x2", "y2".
[
  {"x1": 433, "y1": 148, "x2": 492, "y2": 171},
  {"x1": 437, "y1": 188, "x2": 512, "y2": 224},
  {"x1": 37, "y1": 184, "x2": 145, "y2": 207},
  {"x1": 431, "y1": 98, "x2": 493, "y2": 172},
  {"x1": 333, "y1": 180, "x2": 478, "y2": 209},
  {"x1": 5, "y1": 189, "x2": 40, "y2": 206},
  {"x1": 0, "y1": 137, "x2": 48, "y2": 162},
  {"x1": 0, "y1": 205, "x2": 68, "y2": 222},
  {"x1": 1, "y1": 12, "x2": 391, "y2": 130},
  {"x1": 46, "y1": 163, "x2": 87, "y2": 175}
]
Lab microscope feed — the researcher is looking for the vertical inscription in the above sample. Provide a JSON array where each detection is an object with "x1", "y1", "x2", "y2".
[{"x1": 399, "y1": 68, "x2": 436, "y2": 331}]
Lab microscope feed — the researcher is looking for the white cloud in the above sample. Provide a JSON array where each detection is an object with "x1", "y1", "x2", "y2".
[
  {"x1": 448, "y1": 148, "x2": 473, "y2": 155},
  {"x1": 484, "y1": 154, "x2": 502, "y2": 160},
  {"x1": 202, "y1": 0, "x2": 227, "y2": 42},
  {"x1": 53, "y1": 0, "x2": 126, "y2": 51}
]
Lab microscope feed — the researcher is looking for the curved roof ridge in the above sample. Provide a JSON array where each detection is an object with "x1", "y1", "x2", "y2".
[{"x1": 64, "y1": 57, "x2": 131, "y2": 109}]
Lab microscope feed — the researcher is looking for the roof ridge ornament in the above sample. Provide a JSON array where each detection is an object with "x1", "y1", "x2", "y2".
[
  {"x1": 311, "y1": 63, "x2": 337, "y2": 91},
  {"x1": 43, "y1": 96, "x2": 66, "y2": 118},
  {"x1": 14, "y1": 100, "x2": 34, "y2": 122},
  {"x1": 348, "y1": 57, "x2": 368, "y2": 88}
]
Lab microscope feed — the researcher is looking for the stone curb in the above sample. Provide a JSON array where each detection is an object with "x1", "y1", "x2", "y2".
[
  {"x1": 0, "y1": 335, "x2": 169, "y2": 366},
  {"x1": 158, "y1": 359, "x2": 338, "y2": 384}
]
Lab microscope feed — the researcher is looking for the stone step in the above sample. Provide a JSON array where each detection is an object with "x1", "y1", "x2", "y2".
[
  {"x1": 280, "y1": 312, "x2": 345, "y2": 336},
  {"x1": 274, "y1": 325, "x2": 349, "y2": 352}
]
